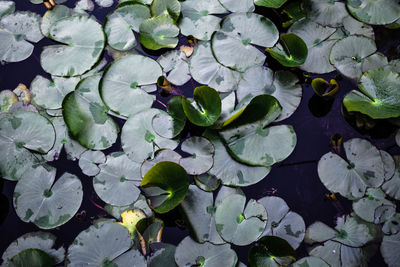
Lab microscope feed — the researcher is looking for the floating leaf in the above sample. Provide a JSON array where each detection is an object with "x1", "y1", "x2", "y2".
[
  {"x1": 139, "y1": 15, "x2": 179, "y2": 50},
  {"x1": 152, "y1": 96, "x2": 186, "y2": 139},
  {"x1": 0, "y1": 90, "x2": 17, "y2": 113},
  {"x1": 8, "y1": 249, "x2": 54, "y2": 267},
  {"x1": 311, "y1": 78, "x2": 339, "y2": 97},
  {"x1": 151, "y1": 0, "x2": 181, "y2": 21},
  {"x1": 78, "y1": 150, "x2": 106, "y2": 176},
  {"x1": 215, "y1": 194, "x2": 267, "y2": 246},
  {"x1": 118, "y1": 209, "x2": 147, "y2": 238},
  {"x1": 218, "y1": 0, "x2": 254, "y2": 12},
  {"x1": 136, "y1": 217, "x2": 164, "y2": 253},
  {"x1": 63, "y1": 75, "x2": 119, "y2": 150},
  {"x1": 94, "y1": 0, "x2": 113, "y2": 7},
  {"x1": 396, "y1": 130, "x2": 400, "y2": 147},
  {"x1": 141, "y1": 161, "x2": 189, "y2": 213},
  {"x1": 266, "y1": 33, "x2": 308, "y2": 67},
  {"x1": 141, "y1": 149, "x2": 181, "y2": 177},
  {"x1": 305, "y1": 0, "x2": 348, "y2": 27},
  {"x1": 40, "y1": 15, "x2": 105, "y2": 77},
  {"x1": 42, "y1": 116, "x2": 68, "y2": 162},
  {"x1": 194, "y1": 173, "x2": 221, "y2": 192},
  {"x1": 105, "y1": 194, "x2": 154, "y2": 220},
  {"x1": 254, "y1": 0, "x2": 287, "y2": 8},
  {"x1": 174, "y1": 236, "x2": 238, "y2": 267},
  {"x1": 93, "y1": 152, "x2": 142, "y2": 206},
  {"x1": 353, "y1": 188, "x2": 395, "y2": 223},
  {"x1": 381, "y1": 231, "x2": 400, "y2": 267},
  {"x1": 291, "y1": 256, "x2": 329, "y2": 267},
  {"x1": 179, "y1": 136, "x2": 214, "y2": 175},
  {"x1": 0, "y1": 1, "x2": 14, "y2": 19},
  {"x1": 343, "y1": 69, "x2": 400, "y2": 119},
  {"x1": 157, "y1": 50, "x2": 191, "y2": 86},
  {"x1": 75, "y1": 0, "x2": 95, "y2": 12},
  {"x1": 382, "y1": 155, "x2": 400, "y2": 200},
  {"x1": 1, "y1": 232, "x2": 65, "y2": 265},
  {"x1": 41, "y1": 5, "x2": 75, "y2": 37},
  {"x1": 346, "y1": 0, "x2": 400, "y2": 25},
  {"x1": 148, "y1": 243, "x2": 177, "y2": 267},
  {"x1": 14, "y1": 165, "x2": 83, "y2": 229},
  {"x1": 100, "y1": 55, "x2": 161, "y2": 118},
  {"x1": 258, "y1": 196, "x2": 305, "y2": 249},
  {"x1": 182, "y1": 86, "x2": 221, "y2": 127},
  {"x1": 122, "y1": 108, "x2": 179, "y2": 163}
]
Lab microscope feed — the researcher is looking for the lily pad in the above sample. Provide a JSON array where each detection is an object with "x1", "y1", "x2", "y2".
[
  {"x1": 139, "y1": 15, "x2": 179, "y2": 50},
  {"x1": 14, "y1": 165, "x2": 83, "y2": 229},
  {"x1": 151, "y1": 0, "x2": 181, "y2": 21},
  {"x1": 8, "y1": 248, "x2": 54, "y2": 267},
  {"x1": 329, "y1": 35, "x2": 377, "y2": 80},
  {"x1": 148, "y1": 243, "x2": 177, "y2": 267},
  {"x1": 136, "y1": 217, "x2": 164, "y2": 253},
  {"x1": 152, "y1": 96, "x2": 186, "y2": 139},
  {"x1": 1, "y1": 232, "x2": 65, "y2": 265},
  {"x1": 141, "y1": 149, "x2": 182, "y2": 177},
  {"x1": 305, "y1": 0, "x2": 348, "y2": 27},
  {"x1": 254, "y1": 0, "x2": 287, "y2": 8},
  {"x1": 141, "y1": 161, "x2": 189, "y2": 214},
  {"x1": 381, "y1": 231, "x2": 400, "y2": 267},
  {"x1": 382, "y1": 155, "x2": 400, "y2": 200},
  {"x1": 40, "y1": 15, "x2": 105, "y2": 77},
  {"x1": 105, "y1": 194, "x2": 154, "y2": 220},
  {"x1": 174, "y1": 236, "x2": 238, "y2": 267},
  {"x1": 343, "y1": 69, "x2": 400, "y2": 119},
  {"x1": 317, "y1": 138, "x2": 384, "y2": 199},
  {"x1": 63, "y1": 75, "x2": 119, "y2": 150},
  {"x1": 215, "y1": 194, "x2": 267, "y2": 246},
  {"x1": 0, "y1": 1, "x2": 14, "y2": 19},
  {"x1": 121, "y1": 108, "x2": 179, "y2": 163},
  {"x1": 118, "y1": 209, "x2": 147, "y2": 238},
  {"x1": 396, "y1": 130, "x2": 400, "y2": 147},
  {"x1": 40, "y1": 5, "x2": 75, "y2": 37},
  {"x1": 93, "y1": 152, "x2": 142, "y2": 206},
  {"x1": 0, "y1": 90, "x2": 17, "y2": 113},
  {"x1": 105, "y1": 2, "x2": 151, "y2": 51},
  {"x1": 218, "y1": 0, "x2": 254, "y2": 12},
  {"x1": 42, "y1": 116, "x2": 68, "y2": 162},
  {"x1": 346, "y1": 0, "x2": 400, "y2": 25},
  {"x1": 194, "y1": 173, "x2": 221, "y2": 192},
  {"x1": 182, "y1": 86, "x2": 221, "y2": 127},
  {"x1": 179, "y1": 136, "x2": 214, "y2": 175},
  {"x1": 78, "y1": 150, "x2": 106, "y2": 176},
  {"x1": 157, "y1": 50, "x2": 191, "y2": 86},
  {"x1": 266, "y1": 33, "x2": 308, "y2": 67},
  {"x1": 258, "y1": 196, "x2": 305, "y2": 249},
  {"x1": 311, "y1": 78, "x2": 339, "y2": 97},
  {"x1": 100, "y1": 55, "x2": 161, "y2": 118}
]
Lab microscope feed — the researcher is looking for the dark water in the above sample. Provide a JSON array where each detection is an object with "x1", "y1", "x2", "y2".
[{"x1": 1, "y1": 1, "x2": 399, "y2": 266}]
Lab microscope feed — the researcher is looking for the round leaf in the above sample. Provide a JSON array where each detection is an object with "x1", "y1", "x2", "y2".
[
  {"x1": 266, "y1": 33, "x2": 308, "y2": 67},
  {"x1": 180, "y1": 136, "x2": 214, "y2": 175},
  {"x1": 139, "y1": 15, "x2": 179, "y2": 50},
  {"x1": 78, "y1": 150, "x2": 106, "y2": 176},
  {"x1": 346, "y1": 0, "x2": 400, "y2": 25}
]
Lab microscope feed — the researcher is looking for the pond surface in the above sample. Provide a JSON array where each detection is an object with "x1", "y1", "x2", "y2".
[{"x1": 0, "y1": 1, "x2": 399, "y2": 266}]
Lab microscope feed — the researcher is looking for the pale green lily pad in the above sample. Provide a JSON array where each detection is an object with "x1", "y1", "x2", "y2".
[
  {"x1": 343, "y1": 69, "x2": 400, "y2": 119},
  {"x1": 317, "y1": 138, "x2": 384, "y2": 199},
  {"x1": 361, "y1": 52, "x2": 388, "y2": 73},
  {"x1": 381, "y1": 150, "x2": 395, "y2": 181},
  {"x1": 122, "y1": 108, "x2": 179, "y2": 163},
  {"x1": 40, "y1": 15, "x2": 105, "y2": 77},
  {"x1": 64, "y1": 137, "x2": 87, "y2": 161},
  {"x1": 1, "y1": 232, "x2": 65, "y2": 265},
  {"x1": 180, "y1": 185, "x2": 225, "y2": 244},
  {"x1": 258, "y1": 196, "x2": 305, "y2": 249},
  {"x1": 41, "y1": 5, "x2": 75, "y2": 37},
  {"x1": 100, "y1": 55, "x2": 161, "y2": 118},
  {"x1": 157, "y1": 50, "x2": 191, "y2": 86},
  {"x1": 94, "y1": 0, "x2": 113, "y2": 7},
  {"x1": 105, "y1": 194, "x2": 154, "y2": 220},
  {"x1": 179, "y1": 136, "x2": 214, "y2": 175},
  {"x1": 289, "y1": 18, "x2": 337, "y2": 74},
  {"x1": 382, "y1": 155, "x2": 400, "y2": 200},
  {"x1": 0, "y1": 111, "x2": 55, "y2": 181},
  {"x1": 0, "y1": 1, "x2": 14, "y2": 19},
  {"x1": 63, "y1": 75, "x2": 119, "y2": 150},
  {"x1": 218, "y1": 0, "x2": 254, "y2": 12},
  {"x1": 329, "y1": 35, "x2": 377, "y2": 80},
  {"x1": 305, "y1": 0, "x2": 348, "y2": 27},
  {"x1": 332, "y1": 15, "x2": 375, "y2": 40},
  {"x1": 75, "y1": 0, "x2": 95, "y2": 12},
  {"x1": 0, "y1": 90, "x2": 17, "y2": 113},
  {"x1": 141, "y1": 149, "x2": 181, "y2": 176},
  {"x1": 179, "y1": 0, "x2": 227, "y2": 41},
  {"x1": 78, "y1": 150, "x2": 106, "y2": 176},
  {"x1": 42, "y1": 116, "x2": 68, "y2": 162},
  {"x1": 139, "y1": 15, "x2": 179, "y2": 50},
  {"x1": 66, "y1": 220, "x2": 135, "y2": 266},
  {"x1": 105, "y1": 2, "x2": 150, "y2": 51},
  {"x1": 174, "y1": 236, "x2": 238, "y2": 267},
  {"x1": 236, "y1": 67, "x2": 302, "y2": 121},
  {"x1": 194, "y1": 173, "x2": 221, "y2": 192},
  {"x1": 14, "y1": 165, "x2": 83, "y2": 229},
  {"x1": 346, "y1": 0, "x2": 400, "y2": 25},
  {"x1": 215, "y1": 194, "x2": 267, "y2": 246},
  {"x1": 151, "y1": 0, "x2": 181, "y2": 21},
  {"x1": 292, "y1": 256, "x2": 330, "y2": 267},
  {"x1": 30, "y1": 75, "x2": 80, "y2": 110},
  {"x1": 203, "y1": 129, "x2": 270, "y2": 187},
  {"x1": 189, "y1": 41, "x2": 241, "y2": 93},
  {"x1": 381, "y1": 232, "x2": 400, "y2": 267},
  {"x1": 93, "y1": 152, "x2": 142, "y2": 206}
]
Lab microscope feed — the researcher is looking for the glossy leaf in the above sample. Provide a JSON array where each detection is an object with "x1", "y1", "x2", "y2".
[{"x1": 266, "y1": 33, "x2": 308, "y2": 67}]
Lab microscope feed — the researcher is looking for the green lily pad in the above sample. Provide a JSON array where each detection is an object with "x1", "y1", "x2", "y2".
[
  {"x1": 78, "y1": 150, "x2": 106, "y2": 176},
  {"x1": 14, "y1": 165, "x2": 83, "y2": 229},
  {"x1": 343, "y1": 69, "x2": 400, "y2": 119},
  {"x1": 346, "y1": 0, "x2": 400, "y2": 25},
  {"x1": 381, "y1": 150, "x2": 395, "y2": 181},
  {"x1": 1, "y1": 232, "x2": 65, "y2": 265},
  {"x1": 254, "y1": 0, "x2": 287, "y2": 8},
  {"x1": 105, "y1": 2, "x2": 150, "y2": 51},
  {"x1": 318, "y1": 138, "x2": 385, "y2": 199},
  {"x1": 311, "y1": 78, "x2": 339, "y2": 97},
  {"x1": 236, "y1": 67, "x2": 302, "y2": 121},
  {"x1": 122, "y1": 108, "x2": 179, "y2": 163},
  {"x1": 74, "y1": 0, "x2": 95, "y2": 12},
  {"x1": 189, "y1": 41, "x2": 241, "y2": 93},
  {"x1": 179, "y1": 0, "x2": 227, "y2": 41},
  {"x1": 215, "y1": 193, "x2": 267, "y2": 246},
  {"x1": 141, "y1": 149, "x2": 182, "y2": 177},
  {"x1": 382, "y1": 155, "x2": 400, "y2": 200},
  {"x1": 66, "y1": 220, "x2": 136, "y2": 266},
  {"x1": 248, "y1": 236, "x2": 296, "y2": 267},
  {"x1": 152, "y1": 96, "x2": 186, "y2": 139},
  {"x1": 179, "y1": 136, "x2": 214, "y2": 175},
  {"x1": 0, "y1": 90, "x2": 17, "y2": 113},
  {"x1": 0, "y1": 111, "x2": 55, "y2": 181},
  {"x1": 266, "y1": 33, "x2": 308, "y2": 67},
  {"x1": 289, "y1": 18, "x2": 337, "y2": 74},
  {"x1": 329, "y1": 35, "x2": 377, "y2": 80},
  {"x1": 40, "y1": 15, "x2": 105, "y2": 77},
  {"x1": 182, "y1": 86, "x2": 221, "y2": 127},
  {"x1": 381, "y1": 231, "x2": 400, "y2": 267},
  {"x1": 136, "y1": 217, "x2": 164, "y2": 253},
  {"x1": 101, "y1": 55, "x2": 161, "y2": 118},
  {"x1": 63, "y1": 75, "x2": 119, "y2": 150},
  {"x1": 218, "y1": 0, "x2": 254, "y2": 12},
  {"x1": 141, "y1": 161, "x2": 189, "y2": 214},
  {"x1": 8, "y1": 249, "x2": 54, "y2": 267},
  {"x1": 258, "y1": 196, "x2": 305, "y2": 249},
  {"x1": 94, "y1": 152, "x2": 142, "y2": 206},
  {"x1": 174, "y1": 236, "x2": 238, "y2": 267},
  {"x1": 305, "y1": 0, "x2": 348, "y2": 27},
  {"x1": 151, "y1": 0, "x2": 181, "y2": 21},
  {"x1": 157, "y1": 50, "x2": 191, "y2": 86},
  {"x1": 203, "y1": 129, "x2": 270, "y2": 186},
  {"x1": 139, "y1": 15, "x2": 179, "y2": 50}
]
